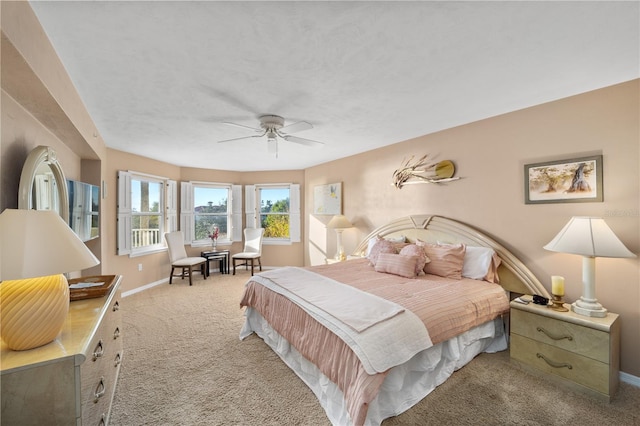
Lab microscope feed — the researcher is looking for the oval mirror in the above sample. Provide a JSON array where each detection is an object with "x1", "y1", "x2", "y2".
[{"x1": 18, "y1": 146, "x2": 70, "y2": 223}]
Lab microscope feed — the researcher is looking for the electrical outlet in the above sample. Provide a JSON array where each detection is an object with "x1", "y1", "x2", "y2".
[{"x1": 138, "y1": 263, "x2": 143, "y2": 272}]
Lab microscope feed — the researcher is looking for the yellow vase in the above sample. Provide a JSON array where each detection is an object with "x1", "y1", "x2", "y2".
[{"x1": 0, "y1": 274, "x2": 70, "y2": 350}]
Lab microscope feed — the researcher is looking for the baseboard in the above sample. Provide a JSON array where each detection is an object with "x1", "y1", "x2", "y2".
[
  {"x1": 120, "y1": 266, "x2": 271, "y2": 297},
  {"x1": 621, "y1": 371, "x2": 640, "y2": 388},
  {"x1": 122, "y1": 277, "x2": 169, "y2": 298}
]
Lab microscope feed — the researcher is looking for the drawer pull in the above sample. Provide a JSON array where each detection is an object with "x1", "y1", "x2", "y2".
[
  {"x1": 113, "y1": 327, "x2": 121, "y2": 340},
  {"x1": 94, "y1": 377, "x2": 106, "y2": 403},
  {"x1": 114, "y1": 352, "x2": 122, "y2": 367},
  {"x1": 92, "y1": 340, "x2": 104, "y2": 361},
  {"x1": 113, "y1": 300, "x2": 120, "y2": 311},
  {"x1": 536, "y1": 353, "x2": 573, "y2": 370},
  {"x1": 536, "y1": 326, "x2": 573, "y2": 341}
]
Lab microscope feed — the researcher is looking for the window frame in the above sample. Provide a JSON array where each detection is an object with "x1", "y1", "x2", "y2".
[
  {"x1": 117, "y1": 170, "x2": 176, "y2": 257},
  {"x1": 180, "y1": 181, "x2": 243, "y2": 247},
  {"x1": 191, "y1": 182, "x2": 232, "y2": 247},
  {"x1": 246, "y1": 183, "x2": 300, "y2": 245}
]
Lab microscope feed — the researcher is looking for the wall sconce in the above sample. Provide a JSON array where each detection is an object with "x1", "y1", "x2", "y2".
[
  {"x1": 544, "y1": 216, "x2": 636, "y2": 317},
  {"x1": 327, "y1": 215, "x2": 353, "y2": 261},
  {"x1": 0, "y1": 209, "x2": 100, "y2": 350}
]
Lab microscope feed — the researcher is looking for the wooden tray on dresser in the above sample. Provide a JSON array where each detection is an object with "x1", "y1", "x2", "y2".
[{"x1": 68, "y1": 275, "x2": 117, "y2": 301}]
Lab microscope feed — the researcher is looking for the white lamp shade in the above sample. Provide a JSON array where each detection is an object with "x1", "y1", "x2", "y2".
[
  {"x1": 0, "y1": 209, "x2": 100, "y2": 281},
  {"x1": 327, "y1": 215, "x2": 352, "y2": 229},
  {"x1": 544, "y1": 216, "x2": 635, "y2": 258}
]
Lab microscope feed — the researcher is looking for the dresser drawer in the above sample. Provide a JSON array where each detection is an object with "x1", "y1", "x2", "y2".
[
  {"x1": 511, "y1": 334, "x2": 611, "y2": 395},
  {"x1": 81, "y1": 333, "x2": 112, "y2": 423},
  {"x1": 511, "y1": 308, "x2": 610, "y2": 363},
  {"x1": 80, "y1": 286, "x2": 123, "y2": 425}
]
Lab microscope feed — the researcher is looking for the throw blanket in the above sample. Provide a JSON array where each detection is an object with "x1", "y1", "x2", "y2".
[
  {"x1": 257, "y1": 267, "x2": 404, "y2": 332},
  {"x1": 250, "y1": 267, "x2": 433, "y2": 374}
]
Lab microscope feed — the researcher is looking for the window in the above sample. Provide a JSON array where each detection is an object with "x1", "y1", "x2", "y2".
[
  {"x1": 131, "y1": 178, "x2": 163, "y2": 249},
  {"x1": 117, "y1": 171, "x2": 177, "y2": 256},
  {"x1": 180, "y1": 182, "x2": 242, "y2": 245},
  {"x1": 246, "y1": 184, "x2": 300, "y2": 243},
  {"x1": 260, "y1": 186, "x2": 290, "y2": 238},
  {"x1": 194, "y1": 184, "x2": 230, "y2": 242}
]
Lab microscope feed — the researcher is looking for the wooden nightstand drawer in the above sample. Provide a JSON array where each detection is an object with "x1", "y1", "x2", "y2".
[
  {"x1": 511, "y1": 308, "x2": 609, "y2": 363},
  {"x1": 509, "y1": 298, "x2": 619, "y2": 402},
  {"x1": 510, "y1": 334, "x2": 611, "y2": 395}
]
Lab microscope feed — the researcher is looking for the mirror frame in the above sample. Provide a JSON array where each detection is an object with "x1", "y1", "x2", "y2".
[{"x1": 18, "y1": 146, "x2": 70, "y2": 223}]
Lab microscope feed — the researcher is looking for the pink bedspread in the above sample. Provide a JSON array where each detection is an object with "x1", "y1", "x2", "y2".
[{"x1": 240, "y1": 258, "x2": 509, "y2": 425}]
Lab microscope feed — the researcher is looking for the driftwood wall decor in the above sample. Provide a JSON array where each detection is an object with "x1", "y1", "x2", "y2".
[{"x1": 392, "y1": 155, "x2": 460, "y2": 189}]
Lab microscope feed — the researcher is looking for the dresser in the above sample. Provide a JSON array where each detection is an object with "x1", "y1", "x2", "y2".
[
  {"x1": 1, "y1": 276, "x2": 123, "y2": 425},
  {"x1": 510, "y1": 298, "x2": 620, "y2": 402}
]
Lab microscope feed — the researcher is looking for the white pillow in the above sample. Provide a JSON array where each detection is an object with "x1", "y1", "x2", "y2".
[{"x1": 462, "y1": 246, "x2": 495, "y2": 280}]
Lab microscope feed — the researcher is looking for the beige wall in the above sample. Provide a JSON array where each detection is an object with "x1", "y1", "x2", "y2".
[
  {"x1": 2, "y1": 1, "x2": 638, "y2": 377},
  {"x1": 305, "y1": 80, "x2": 640, "y2": 376}
]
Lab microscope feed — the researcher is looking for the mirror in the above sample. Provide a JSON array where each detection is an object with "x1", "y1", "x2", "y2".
[
  {"x1": 18, "y1": 146, "x2": 70, "y2": 223},
  {"x1": 67, "y1": 179, "x2": 100, "y2": 241}
]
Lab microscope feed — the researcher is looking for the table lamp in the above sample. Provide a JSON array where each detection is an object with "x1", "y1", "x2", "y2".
[
  {"x1": 543, "y1": 216, "x2": 636, "y2": 317},
  {"x1": 0, "y1": 209, "x2": 100, "y2": 350},
  {"x1": 327, "y1": 215, "x2": 353, "y2": 261}
]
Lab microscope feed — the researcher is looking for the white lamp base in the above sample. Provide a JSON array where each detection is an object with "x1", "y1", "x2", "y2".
[
  {"x1": 571, "y1": 298, "x2": 608, "y2": 318},
  {"x1": 571, "y1": 255, "x2": 607, "y2": 318}
]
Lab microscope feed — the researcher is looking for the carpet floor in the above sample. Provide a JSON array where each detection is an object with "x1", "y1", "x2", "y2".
[{"x1": 109, "y1": 272, "x2": 639, "y2": 426}]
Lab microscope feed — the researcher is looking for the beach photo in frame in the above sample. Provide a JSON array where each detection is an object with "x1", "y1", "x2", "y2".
[
  {"x1": 524, "y1": 155, "x2": 603, "y2": 204},
  {"x1": 313, "y1": 182, "x2": 342, "y2": 215}
]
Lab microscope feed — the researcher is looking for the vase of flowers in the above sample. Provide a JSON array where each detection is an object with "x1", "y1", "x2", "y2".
[{"x1": 209, "y1": 226, "x2": 219, "y2": 250}]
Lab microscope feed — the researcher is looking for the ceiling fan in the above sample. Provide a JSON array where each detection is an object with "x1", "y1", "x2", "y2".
[{"x1": 217, "y1": 115, "x2": 324, "y2": 156}]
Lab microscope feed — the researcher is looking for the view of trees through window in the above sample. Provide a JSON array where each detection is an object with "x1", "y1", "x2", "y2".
[
  {"x1": 259, "y1": 187, "x2": 290, "y2": 238},
  {"x1": 131, "y1": 179, "x2": 163, "y2": 248},
  {"x1": 194, "y1": 186, "x2": 229, "y2": 241}
]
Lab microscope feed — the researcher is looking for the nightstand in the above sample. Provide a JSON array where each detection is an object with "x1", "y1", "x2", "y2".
[{"x1": 510, "y1": 298, "x2": 620, "y2": 402}]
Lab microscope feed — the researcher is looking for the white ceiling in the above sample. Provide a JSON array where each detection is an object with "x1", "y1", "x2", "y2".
[{"x1": 29, "y1": 1, "x2": 639, "y2": 172}]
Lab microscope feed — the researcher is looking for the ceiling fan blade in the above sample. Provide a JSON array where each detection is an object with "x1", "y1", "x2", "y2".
[
  {"x1": 281, "y1": 134, "x2": 325, "y2": 147},
  {"x1": 222, "y1": 121, "x2": 262, "y2": 132},
  {"x1": 217, "y1": 135, "x2": 263, "y2": 143},
  {"x1": 280, "y1": 120, "x2": 313, "y2": 134}
]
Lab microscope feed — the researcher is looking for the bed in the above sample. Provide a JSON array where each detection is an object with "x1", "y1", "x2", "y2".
[{"x1": 240, "y1": 215, "x2": 549, "y2": 425}]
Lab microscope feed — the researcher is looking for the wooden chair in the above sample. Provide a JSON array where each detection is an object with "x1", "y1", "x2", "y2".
[
  {"x1": 164, "y1": 231, "x2": 207, "y2": 286},
  {"x1": 232, "y1": 228, "x2": 264, "y2": 276}
]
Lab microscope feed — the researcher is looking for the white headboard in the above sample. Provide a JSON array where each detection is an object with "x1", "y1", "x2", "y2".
[{"x1": 353, "y1": 215, "x2": 550, "y2": 298}]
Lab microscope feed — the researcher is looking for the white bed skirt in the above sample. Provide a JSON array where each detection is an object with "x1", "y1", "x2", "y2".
[{"x1": 240, "y1": 308, "x2": 507, "y2": 426}]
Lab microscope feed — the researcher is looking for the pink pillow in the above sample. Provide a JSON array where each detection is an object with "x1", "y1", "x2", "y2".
[
  {"x1": 419, "y1": 243, "x2": 466, "y2": 279},
  {"x1": 375, "y1": 253, "x2": 418, "y2": 278},
  {"x1": 399, "y1": 244, "x2": 429, "y2": 276},
  {"x1": 368, "y1": 239, "x2": 397, "y2": 266}
]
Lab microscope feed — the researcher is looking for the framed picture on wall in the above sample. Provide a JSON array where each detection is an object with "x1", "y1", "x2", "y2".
[
  {"x1": 524, "y1": 155, "x2": 603, "y2": 204},
  {"x1": 314, "y1": 182, "x2": 342, "y2": 215}
]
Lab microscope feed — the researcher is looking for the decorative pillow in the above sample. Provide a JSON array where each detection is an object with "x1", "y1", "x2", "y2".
[
  {"x1": 419, "y1": 243, "x2": 466, "y2": 279},
  {"x1": 375, "y1": 253, "x2": 418, "y2": 278},
  {"x1": 484, "y1": 252, "x2": 502, "y2": 284},
  {"x1": 365, "y1": 235, "x2": 406, "y2": 256},
  {"x1": 462, "y1": 246, "x2": 496, "y2": 280},
  {"x1": 399, "y1": 244, "x2": 430, "y2": 276},
  {"x1": 367, "y1": 239, "x2": 397, "y2": 266}
]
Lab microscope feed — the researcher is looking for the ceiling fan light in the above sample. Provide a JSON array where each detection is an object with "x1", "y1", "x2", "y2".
[{"x1": 267, "y1": 136, "x2": 277, "y2": 155}]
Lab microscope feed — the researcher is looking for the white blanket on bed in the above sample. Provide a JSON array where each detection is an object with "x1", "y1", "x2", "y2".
[{"x1": 250, "y1": 267, "x2": 433, "y2": 374}]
